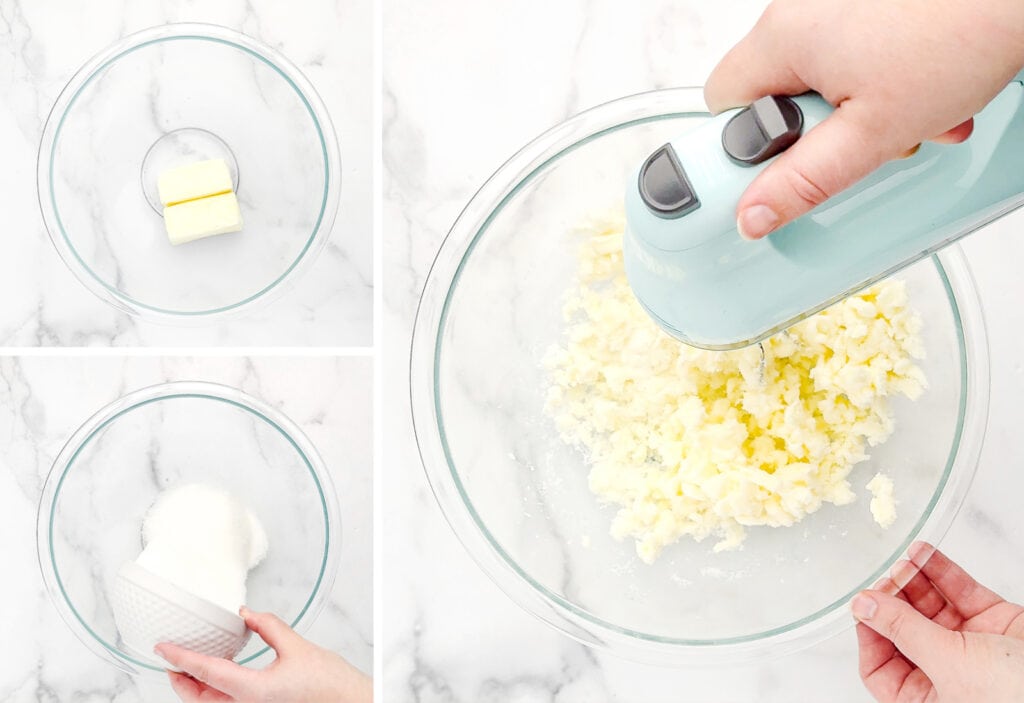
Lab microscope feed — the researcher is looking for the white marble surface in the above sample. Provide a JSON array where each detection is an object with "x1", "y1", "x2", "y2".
[
  {"x1": 0, "y1": 0, "x2": 372, "y2": 346},
  {"x1": 0, "y1": 356, "x2": 373, "y2": 702},
  {"x1": 382, "y1": 1, "x2": 1024, "y2": 700}
]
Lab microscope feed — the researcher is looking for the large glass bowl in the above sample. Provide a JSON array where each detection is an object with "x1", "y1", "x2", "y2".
[
  {"x1": 411, "y1": 88, "x2": 990, "y2": 665},
  {"x1": 36, "y1": 382, "x2": 341, "y2": 676},
  {"x1": 37, "y1": 24, "x2": 341, "y2": 323}
]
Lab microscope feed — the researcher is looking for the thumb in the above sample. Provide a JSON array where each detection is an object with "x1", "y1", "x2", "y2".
[
  {"x1": 852, "y1": 590, "x2": 961, "y2": 673},
  {"x1": 736, "y1": 101, "x2": 896, "y2": 239},
  {"x1": 240, "y1": 606, "x2": 303, "y2": 655}
]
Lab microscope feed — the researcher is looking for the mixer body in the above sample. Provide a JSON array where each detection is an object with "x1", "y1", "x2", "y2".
[{"x1": 624, "y1": 74, "x2": 1024, "y2": 350}]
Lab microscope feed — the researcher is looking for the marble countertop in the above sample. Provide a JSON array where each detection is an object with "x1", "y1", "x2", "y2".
[
  {"x1": 0, "y1": 0, "x2": 372, "y2": 346},
  {"x1": 382, "y1": 0, "x2": 1024, "y2": 700},
  {"x1": 0, "y1": 356, "x2": 373, "y2": 702}
]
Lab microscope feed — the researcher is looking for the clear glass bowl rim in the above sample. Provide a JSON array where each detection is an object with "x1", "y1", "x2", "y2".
[
  {"x1": 410, "y1": 87, "x2": 991, "y2": 666},
  {"x1": 35, "y1": 380, "x2": 342, "y2": 676},
  {"x1": 35, "y1": 23, "x2": 342, "y2": 324}
]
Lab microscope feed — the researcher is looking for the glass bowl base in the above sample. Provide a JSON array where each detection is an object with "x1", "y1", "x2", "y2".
[{"x1": 140, "y1": 127, "x2": 240, "y2": 214}]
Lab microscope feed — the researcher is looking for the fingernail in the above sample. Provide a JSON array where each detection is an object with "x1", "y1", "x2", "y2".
[
  {"x1": 737, "y1": 205, "x2": 780, "y2": 240},
  {"x1": 851, "y1": 593, "x2": 878, "y2": 621},
  {"x1": 890, "y1": 558, "x2": 912, "y2": 578},
  {"x1": 908, "y1": 540, "x2": 933, "y2": 566},
  {"x1": 153, "y1": 644, "x2": 167, "y2": 658},
  {"x1": 239, "y1": 605, "x2": 251, "y2": 617}
]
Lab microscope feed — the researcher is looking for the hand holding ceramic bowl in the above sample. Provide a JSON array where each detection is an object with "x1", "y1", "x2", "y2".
[{"x1": 37, "y1": 382, "x2": 341, "y2": 677}]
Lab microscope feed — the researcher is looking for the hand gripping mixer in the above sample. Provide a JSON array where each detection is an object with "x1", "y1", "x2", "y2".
[{"x1": 625, "y1": 70, "x2": 1024, "y2": 350}]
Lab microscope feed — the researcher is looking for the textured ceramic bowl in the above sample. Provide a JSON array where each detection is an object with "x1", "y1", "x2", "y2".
[
  {"x1": 411, "y1": 88, "x2": 990, "y2": 665},
  {"x1": 37, "y1": 24, "x2": 341, "y2": 322},
  {"x1": 111, "y1": 562, "x2": 251, "y2": 668},
  {"x1": 37, "y1": 382, "x2": 341, "y2": 676}
]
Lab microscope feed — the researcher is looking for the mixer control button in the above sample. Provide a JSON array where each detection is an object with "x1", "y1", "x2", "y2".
[
  {"x1": 722, "y1": 95, "x2": 804, "y2": 165},
  {"x1": 639, "y1": 144, "x2": 700, "y2": 218}
]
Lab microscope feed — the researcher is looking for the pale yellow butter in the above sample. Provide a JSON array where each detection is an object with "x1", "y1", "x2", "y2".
[
  {"x1": 866, "y1": 473, "x2": 897, "y2": 528},
  {"x1": 158, "y1": 159, "x2": 234, "y2": 207},
  {"x1": 544, "y1": 214, "x2": 926, "y2": 563},
  {"x1": 163, "y1": 192, "x2": 243, "y2": 246}
]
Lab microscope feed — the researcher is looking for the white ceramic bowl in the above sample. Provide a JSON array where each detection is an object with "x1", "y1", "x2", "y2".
[
  {"x1": 37, "y1": 382, "x2": 341, "y2": 676},
  {"x1": 111, "y1": 562, "x2": 250, "y2": 669}
]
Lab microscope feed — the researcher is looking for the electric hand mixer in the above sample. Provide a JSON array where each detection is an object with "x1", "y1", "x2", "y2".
[{"x1": 624, "y1": 70, "x2": 1024, "y2": 350}]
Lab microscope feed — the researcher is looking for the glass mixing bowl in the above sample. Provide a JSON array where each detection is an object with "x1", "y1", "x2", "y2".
[
  {"x1": 411, "y1": 88, "x2": 990, "y2": 665},
  {"x1": 36, "y1": 382, "x2": 341, "y2": 676},
  {"x1": 37, "y1": 24, "x2": 341, "y2": 322}
]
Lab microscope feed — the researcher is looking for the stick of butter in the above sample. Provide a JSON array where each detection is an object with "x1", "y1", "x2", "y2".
[
  {"x1": 158, "y1": 159, "x2": 234, "y2": 207},
  {"x1": 163, "y1": 192, "x2": 243, "y2": 246}
]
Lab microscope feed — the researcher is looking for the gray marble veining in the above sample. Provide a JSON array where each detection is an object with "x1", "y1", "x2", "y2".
[
  {"x1": 0, "y1": 356, "x2": 373, "y2": 702},
  {"x1": 383, "y1": 0, "x2": 1024, "y2": 701},
  {"x1": 0, "y1": 0, "x2": 372, "y2": 346}
]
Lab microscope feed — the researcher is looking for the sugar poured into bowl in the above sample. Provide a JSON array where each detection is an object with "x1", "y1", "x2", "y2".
[{"x1": 134, "y1": 483, "x2": 268, "y2": 612}]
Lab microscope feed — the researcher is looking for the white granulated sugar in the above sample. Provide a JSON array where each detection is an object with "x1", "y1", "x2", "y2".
[{"x1": 135, "y1": 483, "x2": 268, "y2": 612}]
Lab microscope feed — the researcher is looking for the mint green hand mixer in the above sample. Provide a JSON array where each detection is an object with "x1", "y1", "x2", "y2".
[{"x1": 624, "y1": 70, "x2": 1024, "y2": 350}]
